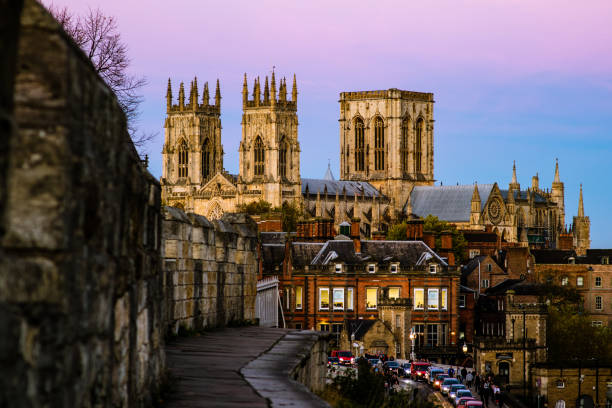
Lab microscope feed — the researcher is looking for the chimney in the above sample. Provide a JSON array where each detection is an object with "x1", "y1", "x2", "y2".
[
  {"x1": 440, "y1": 231, "x2": 453, "y2": 250},
  {"x1": 423, "y1": 231, "x2": 436, "y2": 249},
  {"x1": 406, "y1": 219, "x2": 424, "y2": 240}
]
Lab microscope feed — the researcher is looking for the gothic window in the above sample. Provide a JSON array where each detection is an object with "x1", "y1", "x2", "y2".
[
  {"x1": 415, "y1": 118, "x2": 423, "y2": 173},
  {"x1": 201, "y1": 138, "x2": 212, "y2": 180},
  {"x1": 401, "y1": 117, "x2": 410, "y2": 172},
  {"x1": 178, "y1": 139, "x2": 189, "y2": 178},
  {"x1": 254, "y1": 136, "x2": 265, "y2": 176},
  {"x1": 374, "y1": 117, "x2": 385, "y2": 171},
  {"x1": 354, "y1": 118, "x2": 365, "y2": 171},
  {"x1": 279, "y1": 136, "x2": 288, "y2": 179}
]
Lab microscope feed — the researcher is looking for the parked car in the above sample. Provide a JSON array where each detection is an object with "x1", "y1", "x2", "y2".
[
  {"x1": 327, "y1": 357, "x2": 340, "y2": 367},
  {"x1": 410, "y1": 362, "x2": 431, "y2": 381},
  {"x1": 452, "y1": 389, "x2": 472, "y2": 405},
  {"x1": 456, "y1": 397, "x2": 476, "y2": 408},
  {"x1": 331, "y1": 350, "x2": 354, "y2": 365},
  {"x1": 401, "y1": 362, "x2": 411, "y2": 377},
  {"x1": 462, "y1": 401, "x2": 483, "y2": 407},
  {"x1": 433, "y1": 373, "x2": 449, "y2": 389},
  {"x1": 440, "y1": 378, "x2": 460, "y2": 395},
  {"x1": 427, "y1": 367, "x2": 445, "y2": 384},
  {"x1": 383, "y1": 361, "x2": 401, "y2": 374},
  {"x1": 448, "y1": 384, "x2": 467, "y2": 401}
]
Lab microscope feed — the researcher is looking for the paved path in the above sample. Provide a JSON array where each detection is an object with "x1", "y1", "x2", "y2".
[{"x1": 163, "y1": 326, "x2": 289, "y2": 407}]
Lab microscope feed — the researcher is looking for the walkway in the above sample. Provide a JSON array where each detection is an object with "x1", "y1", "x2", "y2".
[
  {"x1": 164, "y1": 327, "x2": 287, "y2": 407},
  {"x1": 163, "y1": 326, "x2": 329, "y2": 407}
]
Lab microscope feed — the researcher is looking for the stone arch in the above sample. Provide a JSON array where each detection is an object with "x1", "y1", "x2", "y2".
[
  {"x1": 414, "y1": 117, "x2": 425, "y2": 173},
  {"x1": 354, "y1": 116, "x2": 365, "y2": 172},
  {"x1": 207, "y1": 201, "x2": 224, "y2": 220},
  {"x1": 373, "y1": 115, "x2": 385, "y2": 171}
]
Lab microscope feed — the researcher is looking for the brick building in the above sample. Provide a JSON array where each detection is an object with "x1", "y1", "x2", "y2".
[
  {"x1": 260, "y1": 232, "x2": 461, "y2": 361},
  {"x1": 532, "y1": 249, "x2": 612, "y2": 327}
]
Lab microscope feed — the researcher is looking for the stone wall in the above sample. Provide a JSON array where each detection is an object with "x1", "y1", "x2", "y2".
[
  {"x1": 0, "y1": 1, "x2": 164, "y2": 406},
  {"x1": 162, "y1": 207, "x2": 258, "y2": 333}
]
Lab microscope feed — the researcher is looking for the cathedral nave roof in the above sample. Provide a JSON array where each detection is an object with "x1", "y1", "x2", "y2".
[{"x1": 301, "y1": 178, "x2": 383, "y2": 198}]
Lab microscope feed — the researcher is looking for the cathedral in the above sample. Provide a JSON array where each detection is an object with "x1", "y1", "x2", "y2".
[{"x1": 160, "y1": 73, "x2": 589, "y2": 251}]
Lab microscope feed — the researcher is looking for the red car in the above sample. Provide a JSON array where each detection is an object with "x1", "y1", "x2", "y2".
[
  {"x1": 410, "y1": 362, "x2": 430, "y2": 381},
  {"x1": 331, "y1": 350, "x2": 354, "y2": 365}
]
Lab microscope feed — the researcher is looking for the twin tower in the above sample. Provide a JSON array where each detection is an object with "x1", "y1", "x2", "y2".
[{"x1": 161, "y1": 72, "x2": 301, "y2": 214}]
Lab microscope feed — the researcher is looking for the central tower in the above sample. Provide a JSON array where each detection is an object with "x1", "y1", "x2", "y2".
[
  {"x1": 339, "y1": 89, "x2": 435, "y2": 218},
  {"x1": 238, "y1": 72, "x2": 301, "y2": 207}
]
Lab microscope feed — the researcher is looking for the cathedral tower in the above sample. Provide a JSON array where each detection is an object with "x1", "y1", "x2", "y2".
[
  {"x1": 573, "y1": 184, "x2": 590, "y2": 255},
  {"x1": 161, "y1": 77, "x2": 224, "y2": 211},
  {"x1": 338, "y1": 89, "x2": 435, "y2": 218},
  {"x1": 550, "y1": 158, "x2": 565, "y2": 230},
  {"x1": 238, "y1": 72, "x2": 301, "y2": 207}
]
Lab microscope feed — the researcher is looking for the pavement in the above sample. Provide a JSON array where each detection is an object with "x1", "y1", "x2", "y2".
[{"x1": 163, "y1": 326, "x2": 329, "y2": 408}]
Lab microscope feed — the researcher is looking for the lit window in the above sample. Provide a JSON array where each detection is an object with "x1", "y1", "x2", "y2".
[
  {"x1": 561, "y1": 276, "x2": 568, "y2": 286},
  {"x1": 595, "y1": 277, "x2": 602, "y2": 287},
  {"x1": 429, "y1": 264, "x2": 437, "y2": 274},
  {"x1": 368, "y1": 264, "x2": 376, "y2": 274},
  {"x1": 469, "y1": 249, "x2": 480, "y2": 259},
  {"x1": 602, "y1": 256, "x2": 609, "y2": 265},
  {"x1": 335, "y1": 263, "x2": 343, "y2": 273},
  {"x1": 459, "y1": 295, "x2": 466, "y2": 308},
  {"x1": 441, "y1": 288, "x2": 448, "y2": 310},
  {"x1": 390, "y1": 263, "x2": 398, "y2": 273},
  {"x1": 595, "y1": 296, "x2": 602, "y2": 310},
  {"x1": 319, "y1": 287, "x2": 329, "y2": 310},
  {"x1": 295, "y1": 286, "x2": 303, "y2": 310},
  {"x1": 366, "y1": 288, "x2": 378, "y2": 310},
  {"x1": 577, "y1": 277, "x2": 584, "y2": 287},
  {"x1": 388, "y1": 287, "x2": 400, "y2": 299},
  {"x1": 347, "y1": 288, "x2": 354, "y2": 310},
  {"x1": 333, "y1": 288, "x2": 344, "y2": 310},
  {"x1": 482, "y1": 279, "x2": 490, "y2": 288},
  {"x1": 414, "y1": 288, "x2": 424, "y2": 310},
  {"x1": 592, "y1": 321, "x2": 603, "y2": 327},
  {"x1": 428, "y1": 289, "x2": 439, "y2": 310}
]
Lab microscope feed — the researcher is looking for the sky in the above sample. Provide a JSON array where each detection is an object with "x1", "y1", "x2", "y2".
[{"x1": 48, "y1": 0, "x2": 612, "y2": 248}]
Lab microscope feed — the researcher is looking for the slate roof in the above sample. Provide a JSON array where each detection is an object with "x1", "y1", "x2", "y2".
[
  {"x1": 462, "y1": 231, "x2": 499, "y2": 243},
  {"x1": 462, "y1": 255, "x2": 489, "y2": 275},
  {"x1": 345, "y1": 319, "x2": 377, "y2": 341},
  {"x1": 531, "y1": 250, "x2": 576, "y2": 264},
  {"x1": 485, "y1": 279, "x2": 540, "y2": 296},
  {"x1": 261, "y1": 244, "x2": 285, "y2": 270},
  {"x1": 581, "y1": 249, "x2": 612, "y2": 265},
  {"x1": 260, "y1": 232, "x2": 289, "y2": 245},
  {"x1": 291, "y1": 242, "x2": 325, "y2": 267},
  {"x1": 301, "y1": 178, "x2": 382, "y2": 198},
  {"x1": 410, "y1": 184, "x2": 548, "y2": 222},
  {"x1": 309, "y1": 240, "x2": 448, "y2": 267}
]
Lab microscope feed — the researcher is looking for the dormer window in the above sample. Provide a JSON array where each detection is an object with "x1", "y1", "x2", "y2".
[
  {"x1": 429, "y1": 264, "x2": 437, "y2": 274},
  {"x1": 390, "y1": 263, "x2": 399, "y2": 274},
  {"x1": 602, "y1": 256, "x2": 609, "y2": 265},
  {"x1": 335, "y1": 264, "x2": 343, "y2": 273},
  {"x1": 568, "y1": 257, "x2": 575, "y2": 264},
  {"x1": 368, "y1": 263, "x2": 376, "y2": 274}
]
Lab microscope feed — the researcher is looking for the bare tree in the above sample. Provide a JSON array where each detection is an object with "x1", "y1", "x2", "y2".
[{"x1": 46, "y1": 4, "x2": 155, "y2": 151}]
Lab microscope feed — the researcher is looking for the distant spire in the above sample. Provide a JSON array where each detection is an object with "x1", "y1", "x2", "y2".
[
  {"x1": 324, "y1": 160, "x2": 335, "y2": 181},
  {"x1": 578, "y1": 184, "x2": 585, "y2": 217},
  {"x1": 242, "y1": 73, "x2": 248, "y2": 106},
  {"x1": 178, "y1": 81, "x2": 185, "y2": 110},
  {"x1": 253, "y1": 77, "x2": 260, "y2": 105},
  {"x1": 291, "y1": 74, "x2": 297, "y2": 103},
  {"x1": 166, "y1": 78, "x2": 172, "y2": 112},
  {"x1": 215, "y1": 79, "x2": 221, "y2": 107},
  {"x1": 192, "y1": 77, "x2": 199, "y2": 110},
  {"x1": 263, "y1": 76, "x2": 270, "y2": 104},
  {"x1": 553, "y1": 158, "x2": 561, "y2": 183},
  {"x1": 471, "y1": 183, "x2": 481, "y2": 202},
  {"x1": 511, "y1": 160, "x2": 517, "y2": 184},
  {"x1": 203, "y1": 82, "x2": 210, "y2": 105},
  {"x1": 270, "y1": 69, "x2": 276, "y2": 106}
]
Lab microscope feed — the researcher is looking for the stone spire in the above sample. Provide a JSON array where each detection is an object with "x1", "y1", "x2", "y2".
[
  {"x1": 554, "y1": 158, "x2": 561, "y2": 183},
  {"x1": 470, "y1": 183, "x2": 481, "y2": 225},
  {"x1": 203, "y1": 81, "x2": 209, "y2": 105},
  {"x1": 315, "y1": 190, "x2": 322, "y2": 217},
  {"x1": 263, "y1": 76, "x2": 270, "y2": 104},
  {"x1": 324, "y1": 161, "x2": 335, "y2": 181},
  {"x1": 279, "y1": 78, "x2": 286, "y2": 101},
  {"x1": 270, "y1": 70, "x2": 276, "y2": 107},
  {"x1": 192, "y1": 77, "x2": 199, "y2": 111},
  {"x1": 253, "y1": 77, "x2": 260, "y2": 106},
  {"x1": 166, "y1": 78, "x2": 172, "y2": 112},
  {"x1": 215, "y1": 79, "x2": 221, "y2": 107},
  {"x1": 531, "y1": 172, "x2": 539, "y2": 190},
  {"x1": 509, "y1": 160, "x2": 520, "y2": 191},
  {"x1": 578, "y1": 183, "x2": 584, "y2": 217},
  {"x1": 242, "y1": 73, "x2": 248, "y2": 106},
  {"x1": 291, "y1": 74, "x2": 297, "y2": 103},
  {"x1": 178, "y1": 81, "x2": 185, "y2": 111}
]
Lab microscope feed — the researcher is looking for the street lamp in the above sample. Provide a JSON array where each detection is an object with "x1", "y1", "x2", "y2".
[
  {"x1": 462, "y1": 343, "x2": 468, "y2": 354},
  {"x1": 409, "y1": 330, "x2": 416, "y2": 361}
]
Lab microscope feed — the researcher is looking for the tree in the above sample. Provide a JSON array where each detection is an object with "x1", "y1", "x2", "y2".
[
  {"x1": 386, "y1": 222, "x2": 408, "y2": 241},
  {"x1": 45, "y1": 4, "x2": 153, "y2": 150},
  {"x1": 423, "y1": 215, "x2": 467, "y2": 264},
  {"x1": 235, "y1": 199, "x2": 273, "y2": 215}
]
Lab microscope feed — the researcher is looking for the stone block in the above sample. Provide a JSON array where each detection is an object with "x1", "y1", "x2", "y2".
[{"x1": 164, "y1": 239, "x2": 178, "y2": 258}]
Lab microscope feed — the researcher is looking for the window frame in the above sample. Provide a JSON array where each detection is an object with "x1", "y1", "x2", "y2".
[
  {"x1": 278, "y1": 136, "x2": 288, "y2": 179},
  {"x1": 319, "y1": 287, "x2": 330, "y2": 311},
  {"x1": 368, "y1": 263, "x2": 376, "y2": 274},
  {"x1": 429, "y1": 264, "x2": 437, "y2": 274},
  {"x1": 388, "y1": 287, "x2": 400, "y2": 300},
  {"x1": 427, "y1": 288, "x2": 439, "y2": 310},
  {"x1": 354, "y1": 118, "x2": 365, "y2": 172},
  {"x1": 595, "y1": 276, "x2": 602, "y2": 287},
  {"x1": 561, "y1": 276, "x2": 569, "y2": 286},
  {"x1": 374, "y1": 116, "x2": 385, "y2": 171},
  {"x1": 413, "y1": 288, "x2": 425, "y2": 310},
  {"x1": 390, "y1": 263, "x2": 399, "y2": 274},
  {"x1": 295, "y1": 286, "x2": 303, "y2": 310},
  {"x1": 178, "y1": 139, "x2": 189, "y2": 178},
  {"x1": 201, "y1": 138, "x2": 212, "y2": 180},
  {"x1": 577, "y1": 276, "x2": 584, "y2": 287},
  {"x1": 441, "y1": 288, "x2": 448, "y2": 310},
  {"x1": 459, "y1": 294, "x2": 466, "y2": 308},
  {"x1": 415, "y1": 118, "x2": 423, "y2": 173},
  {"x1": 333, "y1": 288, "x2": 345, "y2": 311},
  {"x1": 335, "y1": 263, "x2": 343, "y2": 273},
  {"x1": 366, "y1": 287, "x2": 378, "y2": 310},
  {"x1": 595, "y1": 295, "x2": 602, "y2": 310},
  {"x1": 482, "y1": 279, "x2": 490, "y2": 289},
  {"x1": 254, "y1": 136, "x2": 265, "y2": 176},
  {"x1": 347, "y1": 287, "x2": 354, "y2": 311}
]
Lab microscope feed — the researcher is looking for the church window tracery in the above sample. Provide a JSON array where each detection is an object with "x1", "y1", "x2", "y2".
[
  {"x1": 415, "y1": 118, "x2": 423, "y2": 173},
  {"x1": 254, "y1": 136, "x2": 265, "y2": 176},
  {"x1": 354, "y1": 118, "x2": 365, "y2": 171},
  {"x1": 374, "y1": 117, "x2": 385, "y2": 170},
  {"x1": 279, "y1": 136, "x2": 288, "y2": 179},
  {"x1": 401, "y1": 117, "x2": 410, "y2": 173},
  {"x1": 201, "y1": 138, "x2": 212, "y2": 180},
  {"x1": 178, "y1": 139, "x2": 189, "y2": 178}
]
